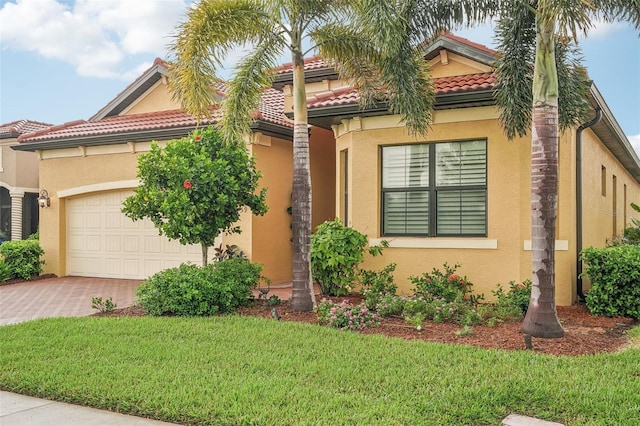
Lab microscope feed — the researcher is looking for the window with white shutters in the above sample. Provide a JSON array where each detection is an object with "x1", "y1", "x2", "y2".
[{"x1": 381, "y1": 140, "x2": 487, "y2": 236}]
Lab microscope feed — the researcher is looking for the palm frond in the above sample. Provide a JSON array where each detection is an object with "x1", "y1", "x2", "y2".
[
  {"x1": 167, "y1": 0, "x2": 272, "y2": 120},
  {"x1": 311, "y1": 24, "x2": 383, "y2": 109},
  {"x1": 493, "y1": 2, "x2": 537, "y2": 140},
  {"x1": 219, "y1": 33, "x2": 286, "y2": 143},
  {"x1": 541, "y1": 0, "x2": 594, "y2": 41},
  {"x1": 592, "y1": 0, "x2": 640, "y2": 31},
  {"x1": 408, "y1": 0, "x2": 503, "y2": 35},
  {"x1": 555, "y1": 40, "x2": 591, "y2": 131},
  {"x1": 354, "y1": 0, "x2": 435, "y2": 135}
]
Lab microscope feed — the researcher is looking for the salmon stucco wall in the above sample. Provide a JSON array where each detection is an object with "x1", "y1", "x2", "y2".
[
  {"x1": 249, "y1": 129, "x2": 335, "y2": 285},
  {"x1": 248, "y1": 135, "x2": 293, "y2": 284}
]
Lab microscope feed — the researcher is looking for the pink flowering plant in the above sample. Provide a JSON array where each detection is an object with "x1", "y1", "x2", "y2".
[
  {"x1": 410, "y1": 262, "x2": 483, "y2": 304},
  {"x1": 315, "y1": 298, "x2": 380, "y2": 331}
]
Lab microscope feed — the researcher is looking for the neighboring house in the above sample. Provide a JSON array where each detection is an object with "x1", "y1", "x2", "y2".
[
  {"x1": 0, "y1": 119, "x2": 51, "y2": 241},
  {"x1": 16, "y1": 36, "x2": 640, "y2": 305}
]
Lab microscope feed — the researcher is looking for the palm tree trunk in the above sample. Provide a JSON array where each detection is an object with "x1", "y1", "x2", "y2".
[
  {"x1": 290, "y1": 50, "x2": 316, "y2": 312},
  {"x1": 522, "y1": 17, "x2": 563, "y2": 338},
  {"x1": 522, "y1": 103, "x2": 564, "y2": 338}
]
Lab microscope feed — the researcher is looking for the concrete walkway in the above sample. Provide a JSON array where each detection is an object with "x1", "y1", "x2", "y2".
[{"x1": 0, "y1": 391, "x2": 178, "y2": 425}]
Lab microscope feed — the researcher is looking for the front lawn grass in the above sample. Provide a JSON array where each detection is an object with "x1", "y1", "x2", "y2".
[{"x1": 1, "y1": 316, "x2": 639, "y2": 425}]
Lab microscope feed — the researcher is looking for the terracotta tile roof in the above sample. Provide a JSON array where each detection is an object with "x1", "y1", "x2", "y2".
[
  {"x1": 306, "y1": 72, "x2": 495, "y2": 110},
  {"x1": 18, "y1": 89, "x2": 291, "y2": 143},
  {"x1": 276, "y1": 33, "x2": 496, "y2": 77},
  {"x1": 436, "y1": 33, "x2": 496, "y2": 56},
  {"x1": 276, "y1": 56, "x2": 329, "y2": 74},
  {"x1": 436, "y1": 72, "x2": 495, "y2": 93},
  {"x1": 0, "y1": 120, "x2": 53, "y2": 138}
]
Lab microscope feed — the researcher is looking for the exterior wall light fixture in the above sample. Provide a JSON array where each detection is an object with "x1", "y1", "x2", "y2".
[{"x1": 37, "y1": 190, "x2": 50, "y2": 208}]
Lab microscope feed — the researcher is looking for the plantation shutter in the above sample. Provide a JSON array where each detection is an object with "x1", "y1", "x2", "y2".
[
  {"x1": 382, "y1": 145, "x2": 429, "y2": 234},
  {"x1": 435, "y1": 141, "x2": 486, "y2": 235}
]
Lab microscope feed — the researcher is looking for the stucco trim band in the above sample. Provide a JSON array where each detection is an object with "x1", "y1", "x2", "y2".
[
  {"x1": 57, "y1": 180, "x2": 139, "y2": 199},
  {"x1": 523, "y1": 240, "x2": 569, "y2": 251},
  {"x1": 369, "y1": 238, "x2": 498, "y2": 249}
]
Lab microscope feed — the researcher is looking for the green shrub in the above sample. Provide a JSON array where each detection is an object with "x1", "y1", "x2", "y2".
[
  {"x1": 91, "y1": 297, "x2": 117, "y2": 313},
  {"x1": 0, "y1": 258, "x2": 11, "y2": 282},
  {"x1": 360, "y1": 263, "x2": 397, "y2": 308},
  {"x1": 581, "y1": 245, "x2": 640, "y2": 319},
  {"x1": 311, "y1": 219, "x2": 386, "y2": 296},
  {"x1": 374, "y1": 294, "x2": 407, "y2": 317},
  {"x1": 136, "y1": 259, "x2": 263, "y2": 316},
  {"x1": 492, "y1": 279, "x2": 531, "y2": 314},
  {"x1": 0, "y1": 239, "x2": 45, "y2": 280},
  {"x1": 623, "y1": 226, "x2": 640, "y2": 245},
  {"x1": 410, "y1": 263, "x2": 481, "y2": 303}
]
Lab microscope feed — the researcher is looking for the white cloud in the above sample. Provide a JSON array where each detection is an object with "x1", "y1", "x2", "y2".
[
  {"x1": 584, "y1": 20, "x2": 627, "y2": 39},
  {"x1": 0, "y1": 0, "x2": 188, "y2": 79},
  {"x1": 629, "y1": 134, "x2": 640, "y2": 157}
]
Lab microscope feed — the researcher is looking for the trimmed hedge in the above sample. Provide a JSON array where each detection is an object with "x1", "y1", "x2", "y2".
[
  {"x1": 136, "y1": 258, "x2": 262, "y2": 316},
  {"x1": 581, "y1": 245, "x2": 640, "y2": 319},
  {"x1": 0, "y1": 239, "x2": 45, "y2": 281}
]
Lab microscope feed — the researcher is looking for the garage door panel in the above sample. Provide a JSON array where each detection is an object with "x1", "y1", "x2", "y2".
[
  {"x1": 123, "y1": 235, "x2": 140, "y2": 252},
  {"x1": 67, "y1": 190, "x2": 214, "y2": 279},
  {"x1": 105, "y1": 235, "x2": 121, "y2": 252},
  {"x1": 144, "y1": 235, "x2": 162, "y2": 253}
]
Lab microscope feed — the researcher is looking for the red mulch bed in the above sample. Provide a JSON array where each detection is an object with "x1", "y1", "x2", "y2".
[
  {"x1": 98, "y1": 294, "x2": 637, "y2": 357},
  {"x1": 0, "y1": 274, "x2": 57, "y2": 286}
]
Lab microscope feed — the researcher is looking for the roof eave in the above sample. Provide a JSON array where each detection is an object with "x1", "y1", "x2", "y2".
[
  {"x1": 13, "y1": 119, "x2": 294, "y2": 152},
  {"x1": 273, "y1": 67, "x2": 339, "y2": 91},
  {"x1": 423, "y1": 37, "x2": 496, "y2": 67},
  {"x1": 303, "y1": 90, "x2": 496, "y2": 129},
  {"x1": 12, "y1": 126, "x2": 199, "y2": 152},
  {"x1": 249, "y1": 121, "x2": 294, "y2": 140},
  {"x1": 588, "y1": 84, "x2": 640, "y2": 183},
  {"x1": 89, "y1": 62, "x2": 168, "y2": 121}
]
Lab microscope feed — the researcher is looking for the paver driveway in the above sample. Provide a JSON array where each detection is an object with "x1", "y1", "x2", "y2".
[{"x1": 0, "y1": 277, "x2": 141, "y2": 326}]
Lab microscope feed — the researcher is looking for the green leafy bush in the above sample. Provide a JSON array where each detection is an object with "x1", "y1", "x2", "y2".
[
  {"x1": 136, "y1": 259, "x2": 263, "y2": 316},
  {"x1": 581, "y1": 245, "x2": 640, "y2": 319},
  {"x1": 0, "y1": 258, "x2": 11, "y2": 282},
  {"x1": 315, "y1": 298, "x2": 380, "y2": 331},
  {"x1": 311, "y1": 219, "x2": 386, "y2": 296},
  {"x1": 623, "y1": 202, "x2": 640, "y2": 244},
  {"x1": 91, "y1": 297, "x2": 117, "y2": 313},
  {"x1": 360, "y1": 262, "x2": 397, "y2": 308},
  {"x1": 0, "y1": 239, "x2": 45, "y2": 280},
  {"x1": 410, "y1": 263, "x2": 481, "y2": 303},
  {"x1": 374, "y1": 294, "x2": 407, "y2": 317},
  {"x1": 492, "y1": 279, "x2": 531, "y2": 314}
]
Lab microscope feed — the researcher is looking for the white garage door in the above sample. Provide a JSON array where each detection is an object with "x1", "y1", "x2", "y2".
[{"x1": 67, "y1": 190, "x2": 211, "y2": 279}]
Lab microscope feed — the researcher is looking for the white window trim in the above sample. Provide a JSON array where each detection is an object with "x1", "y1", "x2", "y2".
[
  {"x1": 370, "y1": 238, "x2": 497, "y2": 250},
  {"x1": 523, "y1": 240, "x2": 569, "y2": 251}
]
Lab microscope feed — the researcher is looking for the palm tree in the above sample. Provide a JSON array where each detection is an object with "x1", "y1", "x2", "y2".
[
  {"x1": 489, "y1": 0, "x2": 639, "y2": 337},
  {"x1": 167, "y1": 0, "x2": 441, "y2": 311}
]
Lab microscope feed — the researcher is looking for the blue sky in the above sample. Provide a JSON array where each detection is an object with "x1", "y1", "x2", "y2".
[{"x1": 1, "y1": 0, "x2": 638, "y2": 153}]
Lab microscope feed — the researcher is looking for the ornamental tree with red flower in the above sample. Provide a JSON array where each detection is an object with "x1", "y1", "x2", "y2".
[{"x1": 122, "y1": 128, "x2": 267, "y2": 266}]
